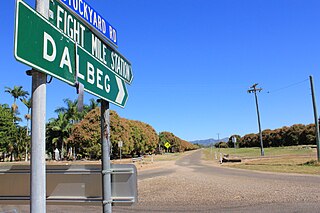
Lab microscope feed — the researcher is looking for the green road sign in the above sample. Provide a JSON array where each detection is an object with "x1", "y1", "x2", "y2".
[
  {"x1": 14, "y1": 0, "x2": 128, "y2": 107},
  {"x1": 48, "y1": 0, "x2": 133, "y2": 84}
]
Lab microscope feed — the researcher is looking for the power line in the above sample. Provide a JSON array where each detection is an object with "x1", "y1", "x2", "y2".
[{"x1": 267, "y1": 78, "x2": 308, "y2": 94}]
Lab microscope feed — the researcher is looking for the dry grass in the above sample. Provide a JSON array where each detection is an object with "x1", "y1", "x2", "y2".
[{"x1": 204, "y1": 146, "x2": 320, "y2": 175}]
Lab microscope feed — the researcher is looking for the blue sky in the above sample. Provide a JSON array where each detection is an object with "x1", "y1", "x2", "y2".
[{"x1": 1, "y1": 0, "x2": 320, "y2": 141}]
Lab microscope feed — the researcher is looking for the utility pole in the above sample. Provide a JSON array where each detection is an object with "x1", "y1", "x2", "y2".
[
  {"x1": 248, "y1": 83, "x2": 265, "y2": 156},
  {"x1": 309, "y1": 76, "x2": 320, "y2": 161}
]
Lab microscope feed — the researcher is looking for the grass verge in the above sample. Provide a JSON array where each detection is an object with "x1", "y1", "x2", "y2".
[{"x1": 204, "y1": 146, "x2": 319, "y2": 175}]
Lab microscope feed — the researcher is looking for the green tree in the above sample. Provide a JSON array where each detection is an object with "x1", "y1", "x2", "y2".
[
  {"x1": 159, "y1": 131, "x2": 197, "y2": 152},
  {"x1": 55, "y1": 98, "x2": 82, "y2": 124},
  {"x1": 68, "y1": 108, "x2": 101, "y2": 159},
  {"x1": 21, "y1": 97, "x2": 31, "y2": 161},
  {"x1": 47, "y1": 113, "x2": 72, "y2": 159},
  {"x1": 86, "y1": 98, "x2": 100, "y2": 112},
  {"x1": 4, "y1": 86, "x2": 29, "y2": 113},
  {"x1": 14, "y1": 126, "x2": 29, "y2": 161},
  {"x1": 227, "y1": 135, "x2": 241, "y2": 148},
  {"x1": 0, "y1": 104, "x2": 17, "y2": 161}
]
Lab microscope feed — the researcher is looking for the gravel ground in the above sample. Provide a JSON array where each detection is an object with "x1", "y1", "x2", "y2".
[
  {"x1": 114, "y1": 150, "x2": 320, "y2": 213},
  {"x1": 1, "y1": 150, "x2": 319, "y2": 212}
]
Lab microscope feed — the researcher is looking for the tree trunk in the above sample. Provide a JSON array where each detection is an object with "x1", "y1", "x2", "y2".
[
  {"x1": 61, "y1": 140, "x2": 64, "y2": 160},
  {"x1": 25, "y1": 120, "x2": 29, "y2": 161}
]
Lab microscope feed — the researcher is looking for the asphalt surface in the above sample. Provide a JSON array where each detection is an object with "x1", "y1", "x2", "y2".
[{"x1": 1, "y1": 150, "x2": 319, "y2": 212}]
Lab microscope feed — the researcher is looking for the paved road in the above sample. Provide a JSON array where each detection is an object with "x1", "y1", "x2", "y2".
[
  {"x1": 1, "y1": 150, "x2": 319, "y2": 212},
  {"x1": 114, "y1": 149, "x2": 320, "y2": 213}
]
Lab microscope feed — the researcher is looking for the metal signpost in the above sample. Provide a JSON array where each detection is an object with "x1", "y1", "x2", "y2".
[
  {"x1": 30, "y1": 0, "x2": 49, "y2": 212},
  {"x1": 12, "y1": 0, "x2": 134, "y2": 212},
  {"x1": 101, "y1": 100, "x2": 112, "y2": 212}
]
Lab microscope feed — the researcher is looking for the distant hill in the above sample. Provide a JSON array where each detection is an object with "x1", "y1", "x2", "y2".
[{"x1": 190, "y1": 137, "x2": 229, "y2": 146}]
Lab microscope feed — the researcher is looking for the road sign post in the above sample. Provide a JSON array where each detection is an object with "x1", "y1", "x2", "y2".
[
  {"x1": 30, "y1": 0, "x2": 49, "y2": 212},
  {"x1": 101, "y1": 100, "x2": 112, "y2": 212}
]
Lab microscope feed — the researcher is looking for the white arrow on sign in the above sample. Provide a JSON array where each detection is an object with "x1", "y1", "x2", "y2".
[{"x1": 115, "y1": 76, "x2": 125, "y2": 104}]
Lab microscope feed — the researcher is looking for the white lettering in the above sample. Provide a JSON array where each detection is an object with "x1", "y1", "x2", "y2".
[
  {"x1": 97, "y1": 68, "x2": 103, "y2": 90},
  {"x1": 76, "y1": 54, "x2": 84, "y2": 80},
  {"x1": 104, "y1": 74, "x2": 110, "y2": 93},
  {"x1": 59, "y1": 47, "x2": 72, "y2": 73},
  {"x1": 83, "y1": 3, "x2": 88, "y2": 20},
  {"x1": 57, "y1": 6, "x2": 64, "y2": 31},
  {"x1": 88, "y1": 7, "x2": 93, "y2": 22},
  {"x1": 79, "y1": 0, "x2": 83, "y2": 15},
  {"x1": 43, "y1": 32, "x2": 56, "y2": 62},
  {"x1": 87, "y1": 62, "x2": 95, "y2": 85},
  {"x1": 102, "y1": 45, "x2": 107, "y2": 65},
  {"x1": 97, "y1": 15, "x2": 101, "y2": 31},
  {"x1": 111, "y1": 52, "x2": 115, "y2": 70},
  {"x1": 72, "y1": 0, "x2": 78, "y2": 11},
  {"x1": 92, "y1": 34, "x2": 98, "y2": 58},
  {"x1": 93, "y1": 12, "x2": 97, "y2": 27},
  {"x1": 67, "y1": 15, "x2": 73, "y2": 38},
  {"x1": 116, "y1": 56, "x2": 121, "y2": 74},
  {"x1": 102, "y1": 20, "x2": 106, "y2": 34}
]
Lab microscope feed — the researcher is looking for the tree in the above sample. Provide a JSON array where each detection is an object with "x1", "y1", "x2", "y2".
[
  {"x1": 284, "y1": 124, "x2": 305, "y2": 146},
  {"x1": 21, "y1": 97, "x2": 31, "y2": 161},
  {"x1": 14, "y1": 126, "x2": 29, "y2": 161},
  {"x1": 47, "y1": 113, "x2": 72, "y2": 159},
  {"x1": 4, "y1": 86, "x2": 29, "y2": 113},
  {"x1": 68, "y1": 108, "x2": 101, "y2": 159},
  {"x1": 86, "y1": 98, "x2": 100, "y2": 112},
  {"x1": 227, "y1": 135, "x2": 241, "y2": 148},
  {"x1": 159, "y1": 131, "x2": 197, "y2": 152},
  {"x1": 0, "y1": 104, "x2": 16, "y2": 161},
  {"x1": 55, "y1": 98, "x2": 82, "y2": 124},
  {"x1": 299, "y1": 124, "x2": 316, "y2": 145}
]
